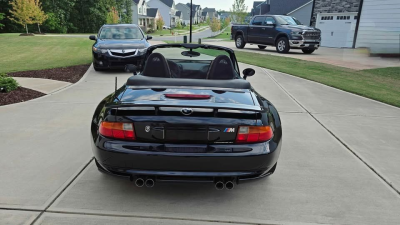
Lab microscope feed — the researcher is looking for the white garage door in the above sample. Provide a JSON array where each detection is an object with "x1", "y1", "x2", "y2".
[{"x1": 316, "y1": 13, "x2": 358, "y2": 48}]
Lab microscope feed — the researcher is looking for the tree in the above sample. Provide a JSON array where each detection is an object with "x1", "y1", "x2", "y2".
[
  {"x1": 206, "y1": 17, "x2": 210, "y2": 25},
  {"x1": 230, "y1": 0, "x2": 247, "y2": 24},
  {"x1": 31, "y1": 0, "x2": 47, "y2": 33},
  {"x1": 176, "y1": 21, "x2": 182, "y2": 29},
  {"x1": 0, "y1": 13, "x2": 5, "y2": 29},
  {"x1": 9, "y1": 0, "x2": 36, "y2": 34},
  {"x1": 210, "y1": 17, "x2": 220, "y2": 35},
  {"x1": 106, "y1": 6, "x2": 119, "y2": 24},
  {"x1": 156, "y1": 16, "x2": 164, "y2": 30}
]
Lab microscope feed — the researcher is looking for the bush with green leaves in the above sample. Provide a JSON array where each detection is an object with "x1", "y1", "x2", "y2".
[{"x1": 0, "y1": 73, "x2": 19, "y2": 93}]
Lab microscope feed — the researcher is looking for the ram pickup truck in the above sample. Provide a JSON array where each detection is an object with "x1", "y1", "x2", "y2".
[{"x1": 231, "y1": 15, "x2": 321, "y2": 54}]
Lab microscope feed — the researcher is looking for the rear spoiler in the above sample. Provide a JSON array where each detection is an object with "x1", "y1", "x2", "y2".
[{"x1": 108, "y1": 101, "x2": 264, "y2": 112}]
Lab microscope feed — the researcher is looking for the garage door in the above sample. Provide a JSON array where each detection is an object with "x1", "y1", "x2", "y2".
[{"x1": 316, "y1": 13, "x2": 358, "y2": 48}]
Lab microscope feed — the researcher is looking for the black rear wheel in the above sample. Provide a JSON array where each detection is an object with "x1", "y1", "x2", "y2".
[
  {"x1": 258, "y1": 45, "x2": 266, "y2": 50},
  {"x1": 235, "y1": 35, "x2": 246, "y2": 49},
  {"x1": 275, "y1": 37, "x2": 290, "y2": 53},
  {"x1": 302, "y1": 48, "x2": 315, "y2": 54}
]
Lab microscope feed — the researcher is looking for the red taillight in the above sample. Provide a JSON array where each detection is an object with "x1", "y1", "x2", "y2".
[
  {"x1": 99, "y1": 122, "x2": 136, "y2": 140},
  {"x1": 236, "y1": 126, "x2": 273, "y2": 143},
  {"x1": 165, "y1": 94, "x2": 211, "y2": 99}
]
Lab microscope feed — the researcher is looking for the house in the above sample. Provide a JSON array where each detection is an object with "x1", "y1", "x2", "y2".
[
  {"x1": 251, "y1": 0, "x2": 313, "y2": 25},
  {"x1": 146, "y1": 8, "x2": 161, "y2": 30},
  {"x1": 131, "y1": 0, "x2": 147, "y2": 26},
  {"x1": 346, "y1": 0, "x2": 398, "y2": 54},
  {"x1": 203, "y1": 7, "x2": 217, "y2": 20},
  {"x1": 175, "y1": 11, "x2": 182, "y2": 25},
  {"x1": 186, "y1": 3, "x2": 202, "y2": 24},
  {"x1": 219, "y1": 12, "x2": 231, "y2": 21},
  {"x1": 147, "y1": 0, "x2": 178, "y2": 27},
  {"x1": 201, "y1": 11, "x2": 209, "y2": 22},
  {"x1": 176, "y1": 3, "x2": 190, "y2": 25}
]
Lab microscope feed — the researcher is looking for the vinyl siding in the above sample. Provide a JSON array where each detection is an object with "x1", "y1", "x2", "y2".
[
  {"x1": 147, "y1": 0, "x2": 172, "y2": 26},
  {"x1": 288, "y1": 1, "x2": 313, "y2": 25},
  {"x1": 355, "y1": 0, "x2": 400, "y2": 54}
]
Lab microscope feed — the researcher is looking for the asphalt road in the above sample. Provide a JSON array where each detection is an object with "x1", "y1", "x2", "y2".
[{"x1": 1, "y1": 53, "x2": 400, "y2": 224}]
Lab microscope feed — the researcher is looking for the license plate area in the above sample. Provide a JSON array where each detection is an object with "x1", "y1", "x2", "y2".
[{"x1": 165, "y1": 126, "x2": 208, "y2": 142}]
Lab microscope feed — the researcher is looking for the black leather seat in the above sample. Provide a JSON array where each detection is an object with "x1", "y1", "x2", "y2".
[
  {"x1": 207, "y1": 55, "x2": 236, "y2": 80},
  {"x1": 142, "y1": 53, "x2": 171, "y2": 78}
]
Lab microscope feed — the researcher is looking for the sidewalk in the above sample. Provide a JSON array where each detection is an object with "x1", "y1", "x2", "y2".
[{"x1": 12, "y1": 77, "x2": 71, "y2": 94}]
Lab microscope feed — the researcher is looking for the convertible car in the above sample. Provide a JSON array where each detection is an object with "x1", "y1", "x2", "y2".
[{"x1": 90, "y1": 44, "x2": 282, "y2": 190}]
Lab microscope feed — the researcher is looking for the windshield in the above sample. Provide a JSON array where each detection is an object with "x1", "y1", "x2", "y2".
[
  {"x1": 99, "y1": 26, "x2": 144, "y2": 39},
  {"x1": 276, "y1": 16, "x2": 302, "y2": 25},
  {"x1": 148, "y1": 46, "x2": 239, "y2": 79}
]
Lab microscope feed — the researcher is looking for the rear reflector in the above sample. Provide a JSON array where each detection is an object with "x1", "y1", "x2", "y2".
[
  {"x1": 236, "y1": 126, "x2": 273, "y2": 143},
  {"x1": 99, "y1": 122, "x2": 136, "y2": 140},
  {"x1": 165, "y1": 94, "x2": 211, "y2": 99}
]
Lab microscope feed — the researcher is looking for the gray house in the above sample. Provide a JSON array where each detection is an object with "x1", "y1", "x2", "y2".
[
  {"x1": 176, "y1": 3, "x2": 190, "y2": 25},
  {"x1": 251, "y1": 0, "x2": 313, "y2": 25}
]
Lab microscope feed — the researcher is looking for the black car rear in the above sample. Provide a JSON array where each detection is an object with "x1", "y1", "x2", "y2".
[
  {"x1": 89, "y1": 24, "x2": 152, "y2": 71},
  {"x1": 90, "y1": 44, "x2": 282, "y2": 189}
]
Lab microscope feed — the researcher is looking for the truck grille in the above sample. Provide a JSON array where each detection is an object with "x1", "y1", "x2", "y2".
[{"x1": 303, "y1": 32, "x2": 320, "y2": 40}]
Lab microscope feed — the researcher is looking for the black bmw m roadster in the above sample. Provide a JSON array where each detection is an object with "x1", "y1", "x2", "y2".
[{"x1": 90, "y1": 44, "x2": 282, "y2": 190}]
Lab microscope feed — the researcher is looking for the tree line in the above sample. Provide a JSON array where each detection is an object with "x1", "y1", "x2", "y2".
[{"x1": 0, "y1": 0, "x2": 132, "y2": 33}]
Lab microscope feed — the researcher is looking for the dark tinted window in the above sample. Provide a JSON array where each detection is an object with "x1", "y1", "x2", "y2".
[{"x1": 252, "y1": 16, "x2": 265, "y2": 25}]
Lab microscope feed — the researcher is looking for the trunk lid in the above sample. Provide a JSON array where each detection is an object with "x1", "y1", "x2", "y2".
[{"x1": 116, "y1": 88, "x2": 261, "y2": 144}]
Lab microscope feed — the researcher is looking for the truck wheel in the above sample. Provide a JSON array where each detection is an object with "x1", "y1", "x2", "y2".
[
  {"x1": 258, "y1": 45, "x2": 266, "y2": 50},
  {"x1": 302, "y1": 48, "x2": 315, "y2": 54},
  {"x1": 275, "y1": 37, "x2": 290, "y2": 53},
  {"x1": 235, "y1": 35, "x2": 246, "y2": 49}
]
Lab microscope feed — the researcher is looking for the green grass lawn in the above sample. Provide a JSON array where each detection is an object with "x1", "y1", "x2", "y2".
[
  {"x1": 205, "y1": 27, "x2": 232, "y2": 41},
  {"x1": 0, "y1": 34, "x2": 92, "y2": 73}
]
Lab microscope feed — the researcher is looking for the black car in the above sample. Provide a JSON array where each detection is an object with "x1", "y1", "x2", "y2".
[
  {"x1": 89, "y1": 24, "x2": 152, "y2": 71},
  {"x1": 232, "y1": 15, "x2": 321, "y2": 54},
  {"x1": 90, "y1": 44, "x2": 282, "y2": 190}
]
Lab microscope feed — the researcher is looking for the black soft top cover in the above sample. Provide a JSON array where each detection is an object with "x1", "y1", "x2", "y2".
[{"x1": 126, "y1": 75, "x2": 251, "y2": 89}]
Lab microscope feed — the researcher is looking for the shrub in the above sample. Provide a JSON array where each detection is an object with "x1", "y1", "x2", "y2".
[{"x1": 0, "y1": 73, "x2": 19, "y2": 93}]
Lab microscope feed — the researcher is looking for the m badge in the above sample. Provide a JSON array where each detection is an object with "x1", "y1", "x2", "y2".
[{"x1": 224, "y1": 128, "x2": 235, "y2": 132}]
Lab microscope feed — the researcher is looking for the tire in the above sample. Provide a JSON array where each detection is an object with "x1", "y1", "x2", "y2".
[
  {"x1": 275, "y1": 37, "x2": 290, "y2": 53},
  {"x1": 258, "y1": 45, "x2": 266, "y2": 49},
  {"x1": 302, "y1": 48, "x2": 315, "y2": 54},
  {"x1": 235, "y1": 35, "x2": 246, "y2": 49}
]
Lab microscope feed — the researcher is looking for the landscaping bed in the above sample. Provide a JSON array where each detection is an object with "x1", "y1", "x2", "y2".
[
  {"x1": 0, "y1": 87, "x2": 45, "y2": 106},
  {"x1": 10, "y1": 64, "x2": 91, "y2": 83}
]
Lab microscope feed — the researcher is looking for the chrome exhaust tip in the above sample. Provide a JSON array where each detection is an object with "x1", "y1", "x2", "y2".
[
  {"x1": 135, "y1": 178, "x2": 145, "y2": 187},
  {"x1": 145, "y1": 178, "x2": 155, "y2": 188},
  {"x1": 215, "y1": 181, "x2": 225, "y2": 190},
  {"x1": 225, "y1": 181, "x2": 234, "y2": 190}
]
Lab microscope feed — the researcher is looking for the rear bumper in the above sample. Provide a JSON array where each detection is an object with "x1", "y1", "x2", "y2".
[
  {"x1": 92, "y1": 138, "x2": 282, "y2": 183},
  {"x1": 289, "y1": 40, "x2": 320, "y2": 49}
]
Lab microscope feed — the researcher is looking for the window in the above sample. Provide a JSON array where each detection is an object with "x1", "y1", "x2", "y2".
[
  {"x1": 354, "y1": 15, "x2": 358, "y2": 20},
  {"x1": 347, "y1": 16, "x2": 350, "y2": 20},
  {"x1": 252, "y1": 16, "x2": 265, "y2": 26},
  {"x1": 264, "y1": 17, "x2": 276, "y2": 25}
]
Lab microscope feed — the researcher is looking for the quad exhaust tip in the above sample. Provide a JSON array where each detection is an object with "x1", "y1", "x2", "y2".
[
  {"x1": 145, "y1": 178, "x2": 155, "y2": 188},
  {"x1": 135, "y1": 178, "x2": 145, "y2": 187},
  {"x1": 225, "y1": 181, "x2": 234, "y2": 190},
  {"x1": 215, "y1": 181, "x2": 225, "y2": 190}
]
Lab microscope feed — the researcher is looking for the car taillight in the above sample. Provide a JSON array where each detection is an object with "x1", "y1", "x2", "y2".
[
  {"x1": 236, "y1": 126, "x2": 273, "y2": 143},
  {"x1": 99, "y1": 122, "x2": 136, "y2": 140}
]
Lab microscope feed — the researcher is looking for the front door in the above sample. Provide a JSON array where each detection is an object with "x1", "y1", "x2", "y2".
[
  {"x1": 248, "y1": 16, "x2": 265, "y2": 43},
  {"x1": 261, "y1": 16, "x2": 278, "y2": 45}
]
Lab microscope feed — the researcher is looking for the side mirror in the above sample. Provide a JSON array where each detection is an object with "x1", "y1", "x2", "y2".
[
  {"x1": 243, "y1": 68, "x2": 255, "y2": 79},
  {"x1": 146, "y1": 35, "x2": 153, "y2": 40},
  {"x1": 125, "y1": 64, "x2": 138, "y2": 75},
  {"x1": 89, "y1": 35, "x2": 97, "y2": 40}
]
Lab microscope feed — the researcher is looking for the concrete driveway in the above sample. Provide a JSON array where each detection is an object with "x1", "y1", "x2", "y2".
[
  {"x1": 1, "y1": 61, "x2": 400, "y2": 224},
  {"x1": 204, "y1": 41, "x2": 400, "y2": 70}
]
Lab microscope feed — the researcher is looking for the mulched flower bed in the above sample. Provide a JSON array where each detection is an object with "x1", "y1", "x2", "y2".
[
  {"x1": 0, "y1": 87, "x2": 45, "y2": 106},
  {"x1": 10, "y1": 64, "x2": 91, "y2": 83}
]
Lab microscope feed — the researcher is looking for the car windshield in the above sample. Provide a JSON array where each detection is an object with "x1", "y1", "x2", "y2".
[
  {"x1": 147, "y1": 45, "x2": 240, "y2": 79},
  {"x1": 99, "y1": 26, "x2": 144, "y2": 39},
  {"x1": 276, "y1": 16, "x2": 302, "y2": 25}
]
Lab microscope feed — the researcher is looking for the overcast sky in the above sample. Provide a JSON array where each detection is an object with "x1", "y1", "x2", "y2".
[{"x1": 174, "y1": 0, "x2": 256, "y2": 12}]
